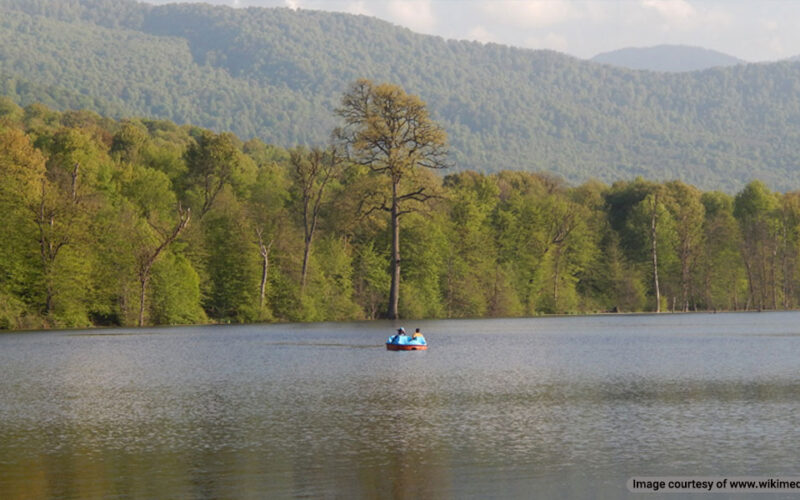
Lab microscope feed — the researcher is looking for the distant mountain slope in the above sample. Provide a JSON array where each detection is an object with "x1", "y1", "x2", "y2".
[
  {"x1": 591, "y1": 45, "x2": 745, "y2": 72},
  {"x1": 1, "y1": 0, "x2": 800, "y2": 191},
  {"x1": 0, "y1": 72, "x2": 120, "y2": 116}
]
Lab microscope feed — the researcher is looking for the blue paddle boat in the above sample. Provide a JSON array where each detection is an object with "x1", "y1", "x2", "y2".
[{"x1": 386, "y1": 328, "x2": 427, "y2": 351}]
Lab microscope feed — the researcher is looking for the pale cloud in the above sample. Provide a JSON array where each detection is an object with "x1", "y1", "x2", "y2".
[
  {"x1": 583, "y1": 2, "x2": 611, "y2": 23},
  {"x1": 285, "y1": 0, "x2": 300, "y2": 9},
  {"x1": 637, "y1": 0, "x2": 734, "y2": 37},
  {"x1": 767, "y1": 36, "x2": 783, "y2": 54},
  {"x1": 703, "y1": 7, "x2": 732, "y2": 29},
  {"x1": 761, "y1": 19, "x2": 779, "y2": 32},
  {"x1": 481, "y1": 0, "x2": 577, "y2": 28},
  {"x1": 467, "y1": 25, "x2": 495, "y2": 44},
  {"x1": 524, "y1": 33, "x2": 569, "y2": 52},
  {"x1": 641, "y1": 0, "x2": 695, "y2": 25},
  {"x1": 386, "y1": 0, "x2": 436, "y2": 33},
  {"x1": 343, "y1": 1, "x2": 370, "y2": 16},
  {"x1": 544, "y1": 33, "x2": 569, "y2": 52},
  {"x1": 757, "y1": 19, "x2": 785, "y2": 56}
]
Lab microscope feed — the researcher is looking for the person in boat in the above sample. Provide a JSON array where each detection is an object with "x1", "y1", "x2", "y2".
[
  {"x1": 391, "y1": 327, "x2": 409, "y2": 344},
  {"x1": 412, "y1": 328, "x2": 424, "y2": 340}
]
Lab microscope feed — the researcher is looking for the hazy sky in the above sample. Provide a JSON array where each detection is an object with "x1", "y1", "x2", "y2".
[{"x1": 144, "y1": 1, "x2": 800, "y2": 62}]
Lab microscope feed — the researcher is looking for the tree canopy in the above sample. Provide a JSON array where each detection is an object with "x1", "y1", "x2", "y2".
[
  {"x1": 3, "y1": 100, "x2": 800, "y2": 329},
  {"x1": 335, "y1": 79, "x2": 448, "y2": 318}
]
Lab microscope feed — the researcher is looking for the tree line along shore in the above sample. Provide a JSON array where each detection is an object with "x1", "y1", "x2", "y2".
[{"x1": 0, "y1": 85, "x2": 795, "y2": 330}]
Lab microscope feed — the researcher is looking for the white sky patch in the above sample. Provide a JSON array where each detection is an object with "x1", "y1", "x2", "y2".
[
  {"x1": 467, "y1": 25, "x2": 495, "y2": 44},
  {"x1": 703, "y1": 7, "x2": 731, "y2": 29},
  {"x1": 582, "y1": 2, "x2": 610, "y2": 23},
  {"x1": 386, "y1": 0, "x2": 436, "y2": 33},
  {"x1": 761, "y1": 19, "x2": 779, "y2": 32},
  {"x1": 343, "y1": 1, "x2": 370, "y2": 16},
  {"x1": 641, "y1": 0, "x2": 696, "y2": 23},
  {"x1": 285, "y1": 0, "x2": 300, "y2": 10},
  {"x1": 757, "y1": 19, "x2": 785, "y2": 57},
  {"x1": 762, "y1": 34, "x2": 783, "y2": 56},
  {"x1": 547, "y1": 33, "x2": 569, "y2": 52},
  {"x1": 481, "y1": 0, "x2": 577, "y2": 28},
  {"x1": 524, "y1": 33, "x2": 570, "y2": 52}
]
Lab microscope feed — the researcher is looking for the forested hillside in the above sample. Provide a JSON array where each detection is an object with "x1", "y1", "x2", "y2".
[
  {"x1": 2, "y1": 0, "x2": 800, "y2": 191},
  {"x1": 2, "y1": 98, "x2": 799, "y2": 329}
]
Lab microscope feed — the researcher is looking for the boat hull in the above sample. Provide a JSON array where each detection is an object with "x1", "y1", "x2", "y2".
[{"x1": 386, "y1": 343, "x2": 427, "y2": 351}]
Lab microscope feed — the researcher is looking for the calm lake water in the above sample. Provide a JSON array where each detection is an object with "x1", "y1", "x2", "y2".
[{"x1": 3, "y1": 312, "x2": 800, "y2": 498}]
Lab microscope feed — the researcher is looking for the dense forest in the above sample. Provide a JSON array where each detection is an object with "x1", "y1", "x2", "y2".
[
  {"x1": 2, "y1": 0, "x2": 800, "y2": 191},
  {"x1": 3, "y1": 95, "x2": 800, "y2": 330}
]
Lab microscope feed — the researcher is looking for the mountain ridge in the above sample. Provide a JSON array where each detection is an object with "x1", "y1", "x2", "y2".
[
  {"x1": 591, "y1": 44, "x2": 745, "y2": 72},
  {"x1": 1, "y1": 0, "x2": 800, "y2": 191}
]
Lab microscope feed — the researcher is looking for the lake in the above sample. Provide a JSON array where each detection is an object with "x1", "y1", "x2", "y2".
[{"x1": 3, "y1": 312, "x2": 800, "y2": 498}]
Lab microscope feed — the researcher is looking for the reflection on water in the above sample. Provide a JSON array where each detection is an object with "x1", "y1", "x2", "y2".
[{"x1": 4, "y1": 313, "x2": 800, "y2": 498}]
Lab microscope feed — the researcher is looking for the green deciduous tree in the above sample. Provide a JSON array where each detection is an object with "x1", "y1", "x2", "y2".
[
  {"x1": 699, "y1": 191, "x2": 745, "y2": 310},
  {"x1": 335, "y1": 79, "x2": 449, "y2": 319},
  {"x1": 734, "y1": 181, "x2": 779, "y2": 310},
  {"x1": 0, "y1": 128, "x2": 46, "y2": 327},
  {"x1": 246, "y1": 150, "x2": 290, "y2": 317},
  {"x1": 184, "y1": 130, "x2": 244, "y2": 218},
  {"x1": 627, "y1": 189, "x2": 678, "y2": 312},
  {"x1": 664, "y1": 181, "x2": 705, "y2": 311},
  {"x1": 121, "y1": 163, "x2": 191, "y2": 326},
  {"x1": 442, "y1": 171, "x2": 500, "y2": 317},
  {"x1": 289, "y1": 146, "x2": 341, "y2": 291},
  {"x1": 32, "y1": 128, "x2": 105, "y2": 322}
]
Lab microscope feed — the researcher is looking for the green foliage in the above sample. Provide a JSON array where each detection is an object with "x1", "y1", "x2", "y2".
[
  {"x1": 47, "y1": 245, "x2": 93, "y2": 328},
  {"x1": 302, "y1": 236, "x2": 363, "y2": 321},
  {"x1": 699, "y1": 191, "x2": 745, "y2": 310},
  {"x1": 267, "y1": 267, "x2": 302, "y2": 322},
  {"x1": 111, "y1": 120, "x2": 149, "y2": 163},
  {"x1": 0, "y1": 290, "x2": 30, "y2": 329},
  {"x1": 595, "y1": 233, "x2": 648, "y2": 313},
  {"x1": 149, "y1": 253, "x2": 206, "y2": 325},
  {"x1": 0, "y1": 96, "x2": 23, "y2": 123},
  {"x1": 121, "y1": 163, "x2": 177, "y2": 219},
  {"x1": 201, "y1": 193, "x2": 261, "y2": 322},
  {"x1": 3, "y1": 99, "x2": 800, "y2": 330},
  {"x1": 734, "y1": 181, "x2": 782, "y2": 310},
  {"x1": 399, "y1": 213, "x2": 447, "y2": 319},
  {"x1": 352, "y1": 243, "x2": 389, "y2": 320},
  {"x1": 442, "y1": 172, "x2": 514, "y2": 317},
  {"x1": 627, "y1": 192, "x2": 679, "y2": 310},
  {"x1": 335, "y1": 79, "x2": 449, "y2": 319}
]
